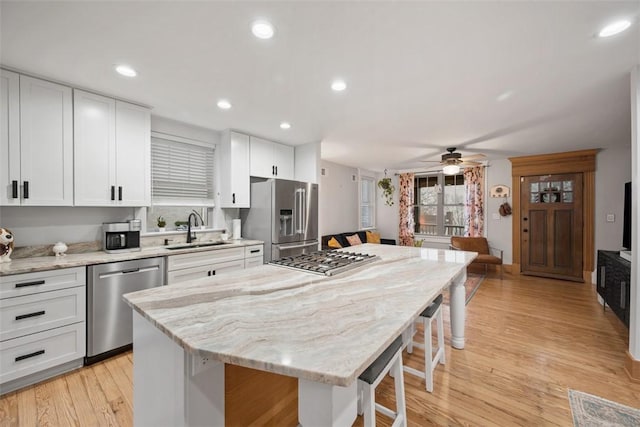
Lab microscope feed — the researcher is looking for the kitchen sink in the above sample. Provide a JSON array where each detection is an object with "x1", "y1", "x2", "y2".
[{"x1": 166, "y1": 242, "x2": 230, "y2": 250}]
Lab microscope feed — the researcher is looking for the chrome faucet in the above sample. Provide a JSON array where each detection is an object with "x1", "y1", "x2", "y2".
[{"x1": 187, "y1": 213, "x2": 198, "y2": 243}]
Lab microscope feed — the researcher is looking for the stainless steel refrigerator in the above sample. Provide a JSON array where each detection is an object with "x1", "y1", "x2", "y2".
[{"x1": 241, "y1": 178, "x2": 318, "y2": 262}]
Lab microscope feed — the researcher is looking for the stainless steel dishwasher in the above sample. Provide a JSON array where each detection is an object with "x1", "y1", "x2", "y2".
[{"x1": 86, "y1": 257, "x2": 165, "y2": 364}]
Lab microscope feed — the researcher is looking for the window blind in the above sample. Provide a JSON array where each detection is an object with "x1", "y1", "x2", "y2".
[{"x1": 151, "y1": 136, "x2": 215, "y2": 205}]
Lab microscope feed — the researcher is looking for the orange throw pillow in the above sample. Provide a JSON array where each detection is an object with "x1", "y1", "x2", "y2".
[
  {"x1": 346, "y1": 234, "x2": 363, "y2": 246},
  {"x1": 327, "y1": 237, "x2": 342, "y2": 249},
  {"x1": 366, "y1": 230, "x2": 381, "y2": 244}
]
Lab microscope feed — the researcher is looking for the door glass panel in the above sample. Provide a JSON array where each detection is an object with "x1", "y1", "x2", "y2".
[
  {"x1": 414, "y1": 206, "x2": 437, "y2": 234},
  {"x1": 530, "y1": 192, "x2": 540, "y2": 203},
  {"x1": 530, "y1": 182, "x2": 539, "y2": 193},
  {"x1": 551, "y1": 181, "x2": 561, "y2": 191},
  {"x1": 540, "y1": 182, "x2": 550, "y2": 191},
  {"x1": 542, "y1": 193, "x2": 559, "y2": 203},
  {"x1": 563, "y1": 180, "x2": 573, "y2": 191},
  {"x1": 563, "y1": 192, "x2": 573, "y2": 203}
]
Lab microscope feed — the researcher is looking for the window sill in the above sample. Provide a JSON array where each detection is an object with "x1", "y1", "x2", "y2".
[{"x1": 142, "y1": 227, "x2": 225, "y2": 237}]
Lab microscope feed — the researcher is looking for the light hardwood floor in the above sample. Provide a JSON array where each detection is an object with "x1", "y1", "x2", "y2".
[{"x1": 1, "y1": 272, "x2": 639, "y2": 426}]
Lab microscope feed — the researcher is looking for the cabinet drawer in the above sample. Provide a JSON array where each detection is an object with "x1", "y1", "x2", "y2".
[
  {"x1": 167, "y1": 259, "x2": 245, "y2": 285},
  {"x1": 245, "y1": 256, "x2": 263, "y2": 269},
  {"x1": 0, "y1": 322, "x2": 85, "y2": 385},
  {"x1": 0, "y1": 267, "x2": 85, "y2": 299},
  {"x1": 0, "y1": 287, "x2": 85, "y2": 342},
  {"x1": 168, "y1": 247, "x2": 244, "y2": 271},
  {"x1": 244, "y1": 245, "x2": 263, "y2": 258}
]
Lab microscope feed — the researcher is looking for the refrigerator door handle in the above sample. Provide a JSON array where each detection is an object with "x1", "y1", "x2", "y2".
[
  {"x1": 301, "y1": 189, "x2": 307, "y2": 234},
  {"x1": 276, "y1": 241, "x2": 319, "y2": 250},
  {"x1": 295, "y1": 189, "x2": 303, "y2": 234}
]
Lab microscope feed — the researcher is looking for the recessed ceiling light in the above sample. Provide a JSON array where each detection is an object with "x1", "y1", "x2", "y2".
[
  {"x1": 252, "y1": 20, "x2": 275, "y2": 39},
  {"x1": 599, "y1": 20, "x2": 631, "y2": 37},
  {"x1": 331, "y1": 80, "x2": 347, "y2": 91},
  {"x1": 217, "y1": 99, "x2": 232, "y2": 110},
  {"x1": 115, "y1": 65, "x2": 137, "y2": 77},
  {"x1": 280, "y1": 122, "x2": 291, "y2": 129}
]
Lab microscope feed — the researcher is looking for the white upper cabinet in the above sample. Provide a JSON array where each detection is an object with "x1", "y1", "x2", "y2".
[
  {"x1": 74, "y1": 90, "x2": 150, "y2": 207},
  {"x1": 249, "y1": 137, "x2": 294, "y2": 180},
  {"x1": 0, "y1": 72, "x2": 73, "y2": 206},
  {"x1": 219, "y1": 130, "x2": 250, "y2": 208}
]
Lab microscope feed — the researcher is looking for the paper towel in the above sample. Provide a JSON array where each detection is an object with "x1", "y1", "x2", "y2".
[{"x1": 232, "y1": 219, "x2": 241, "y2": 239}]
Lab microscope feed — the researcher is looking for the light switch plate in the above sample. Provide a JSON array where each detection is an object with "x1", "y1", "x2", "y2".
[
  {"x1": 492, "y1": 213, "x2": 501, "y2": 220},
  {"x1": 606, "y1": 214, "x2": 615, "y2": 223}
]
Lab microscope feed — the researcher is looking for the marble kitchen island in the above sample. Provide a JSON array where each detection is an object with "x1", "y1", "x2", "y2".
[{"x1": 123, "y1": 244, "x2": 476, "y2": 426}]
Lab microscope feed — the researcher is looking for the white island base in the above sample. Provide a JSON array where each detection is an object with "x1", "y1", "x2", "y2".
[{"x1": 131, "y1": 270, "x2": 466, "y2": 426}]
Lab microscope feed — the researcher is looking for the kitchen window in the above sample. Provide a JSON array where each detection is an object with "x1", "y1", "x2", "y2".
[
  {"x1": 151, "y1": 133, "x2": 215, "y2": 206},
  {"x1": 414, "y1": 173, "x2": 465, "y2": 236},
  {"x1": 359, "y1": 175, "x2": 376, "y2": 229}
]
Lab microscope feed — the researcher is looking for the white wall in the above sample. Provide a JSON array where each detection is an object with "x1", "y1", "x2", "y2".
[
  {"x1": 294, "y1": 142, "x2": 321, "y2": 184},
  {"x1": 319, "y1": 160, "x2": 359, "y2": 236},
  {"x1": 375, "y1": 172, "x2": 399, "y2": 241},
  {"x1": 486, "y1": 159, "x2": 513, "y2": 264},
  {"x1": 630, "y1": 65, "x2": 639, "y2": 362},
  {"x1": 0, "y1": 206, "x2": 136, "y2": 246}
]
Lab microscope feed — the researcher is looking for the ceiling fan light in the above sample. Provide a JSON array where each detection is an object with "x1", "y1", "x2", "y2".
[{"x1": 442, "y1": 164, "x2": 461, "y2": 175}]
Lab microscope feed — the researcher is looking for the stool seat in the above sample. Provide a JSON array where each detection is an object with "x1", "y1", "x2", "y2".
[
  {"x1": 357, "y1": 335, "x2": 407, "y2": 427},
  {"x1": 359, "y1": 336, "x2": 403, "y2": 384},
  {"x1": 420, "y1": 294, "x2": 443, "y2": 318}
]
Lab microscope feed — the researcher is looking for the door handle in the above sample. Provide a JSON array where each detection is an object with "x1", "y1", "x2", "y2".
[
  {"x1": 23, "y1": 181, "x2": 29, "y2": 199},
  {"x1": 232, "y1": 193, "x2": 236, "y2": 204},
  {"x1": 11, "y1": 180, "x2": 18, "y2": 199},
  {"x1": 118, "y1": 186, "x2": 123, "y2": 201},
  {"x1": 275, "y1": 166, "x2": 278, "y2": 176},
  {"x1": 523, "y1": 217, "x2": 528, "y2": 221},
  {"x1": 111, "y1": 185, "x2": 115, "y2": 201},
  {"x1": 523, "y1": 229, "x2": 528, "y2": 233},
  {"x1": 272, "y1": 165, "x2": 275, "y2": 175}
]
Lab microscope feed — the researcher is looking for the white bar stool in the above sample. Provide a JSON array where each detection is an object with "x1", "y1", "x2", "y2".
[
  {"x1": 357, "y1": 335, "x2": 407, "y2": 427},
  {"x1": 404, "y1": 294, "x2": 445, "y2": 392}
]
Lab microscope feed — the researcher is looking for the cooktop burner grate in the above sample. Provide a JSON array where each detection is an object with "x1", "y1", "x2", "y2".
[{"x1": 270, "y1": 250, "x2": 379, "y2": 276}]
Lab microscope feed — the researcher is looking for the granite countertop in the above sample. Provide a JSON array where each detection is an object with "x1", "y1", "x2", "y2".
[
  {"x1": 0, "y1": 239, "x2": 264, "y2": 276},
  {"x1": 124, "y1": 244, "x2": 477, "y2": 387}
]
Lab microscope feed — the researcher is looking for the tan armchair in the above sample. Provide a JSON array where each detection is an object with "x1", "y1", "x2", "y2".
[{"x1": 450, "y1": 236, "x2": 503, "y2": 279}]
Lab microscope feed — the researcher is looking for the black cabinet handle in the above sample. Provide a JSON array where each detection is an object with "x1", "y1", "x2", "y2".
[
  {"x1": 15, "y1": 310, "x2": 45, "y2": 321},
  {"x1": 250, "y1": 249, "x2": 260, "y2": 253},
  {"x1": 15, "y1": 349, "x2": 45, "y2": 362},
  {"x1": 207, "y1": 271, "x2": 211, "y2": 276},
  {"x1": 211, "y1": 270, "x2": 216, "y2": 276},
  {"x1": 15, "y1": 280, "x2": 45, "y2": 288},
  {"x1": 118, "y1": 186, "x2": 122, "y2": 201},
  {"x1": 275, "y1": 166, "x2": 278, "y2": 176},
  {"x1": 272, "y1": 165, "x2": 275, "y2": 175},
  {"x1": 23, "y1": 181, "x2": 29, "y2": 199},
  {"x1": 111, "y1": 186, "x2": 115, "y2": 201},
  {"x1": 11, "y1": 180, "x2": 18, "y2": 199},
  {"x1": 232, "y1": 193, "x2": 235, "y2": 204}
]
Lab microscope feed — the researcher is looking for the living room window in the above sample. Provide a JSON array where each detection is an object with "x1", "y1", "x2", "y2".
[
  {"x1": 359, "y1": 175, "x2": 376, "y2": 229},
  {"x1": 414, "y1": 173, "x2": 465, "y2": 236}
]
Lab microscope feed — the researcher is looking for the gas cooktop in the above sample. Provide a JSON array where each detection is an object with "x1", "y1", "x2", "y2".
[{"x1": 270, "y1": 250, "x2": 379, "y2": 276}]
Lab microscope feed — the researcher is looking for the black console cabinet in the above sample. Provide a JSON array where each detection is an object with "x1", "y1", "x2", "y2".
[{"x1": 597, "y1": 250, "x2": 631, "y2": 327}]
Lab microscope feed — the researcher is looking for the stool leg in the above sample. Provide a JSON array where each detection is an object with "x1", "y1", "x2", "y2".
[
  {"x1": 361, "y1": 382, "x2": 376, "y2": 427},
  {"x1": 424, "y1": 317, "x2": 433, "y2": 392},
  {"x1": 437, "y1": 307, "x2": 445, "y2": 365},
  {"x1": 391, "y1": 355, "x2": 407, "y2": 427},
  {"x1": 407, "y1": 322, "x2": 414, "y2": 354},
  {"x1": 357, "y1": 381, "x2": 363, "y2": 415}
]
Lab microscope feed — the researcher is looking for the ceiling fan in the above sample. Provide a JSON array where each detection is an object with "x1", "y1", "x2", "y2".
[{"x1": 421, "y1": 147, "x2": 486, "y2": 174}]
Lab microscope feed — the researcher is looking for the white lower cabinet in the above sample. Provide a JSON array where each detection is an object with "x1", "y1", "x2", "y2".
[
  {"x1": 0, "y1": 267, "x2": 85, "y2": 394},
  {"x1": 244, "y1": 245, "x2": 264, "y2": 269},
  {"x1": 167, "y1": 244, "x2": 264, "y2": 285}
]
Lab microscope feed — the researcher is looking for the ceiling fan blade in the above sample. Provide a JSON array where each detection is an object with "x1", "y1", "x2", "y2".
[
  {"x1": 419, "y1": 160, "x2": 442, "y2": 163},
  {"x1": 460, "y1": 153, "x2": 486, "y2": 160}
]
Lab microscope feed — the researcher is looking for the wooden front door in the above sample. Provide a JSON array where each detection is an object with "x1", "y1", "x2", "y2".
[{"x1": 521, "y1": 173, "x2": 583, "y2": 281}]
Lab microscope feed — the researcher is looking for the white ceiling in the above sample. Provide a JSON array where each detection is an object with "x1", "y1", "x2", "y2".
[{"x1": 1, "y1": 1, "x2": 638, "y2": 171}]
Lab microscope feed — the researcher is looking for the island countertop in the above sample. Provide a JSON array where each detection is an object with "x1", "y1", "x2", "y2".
[{"x1": 124, "y1": 244, "x2": 476, "y2": 387}]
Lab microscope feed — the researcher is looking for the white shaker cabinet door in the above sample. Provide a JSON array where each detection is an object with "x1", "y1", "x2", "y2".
[
  {"x1": 250, "y1": 136, "x2": 275, "y2": 178},
  {"x1": 0, "y1": 70, "x2": 20, "y2": 206},
  {"x1": 115, "y1": 101, "x2": 151, "y2": 206},
  {"x1": 73, "y1": 90, "x2": 116, "y2": 206},
  {"x1": 273, "y1": 142, "x2": 294, "y2": 180},
  {"x1": 19, "y1": 75, "x2": 73, "y2": 206},
  {"x1": 219, "y1": 131, "x2": 250, "y2": 208}
]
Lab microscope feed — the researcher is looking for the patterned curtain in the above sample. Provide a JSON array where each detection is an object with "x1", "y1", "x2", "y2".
[
  {"x1": 463, "y1": 167, "x2": 485, "y2": 237},
  {"x1": 398, "y1": 173, "x2": 415, "y2": 246}
]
